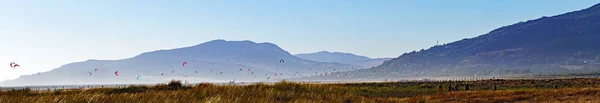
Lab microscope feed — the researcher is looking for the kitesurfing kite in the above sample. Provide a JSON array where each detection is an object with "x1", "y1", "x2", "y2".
[
  {"x1": 136, "y1": 76, "x2": 141, "y2": 80},
  {"x1": 88, "y1": 72, "x2": 92, "y2": 76},
  {"x1": 9, "y1": 62, "x2": 20, "y2": 68},
  {"x1": 182, "y1": 62, "x2": 188, "y2": 67},
  {"x1": 279, "y1": 59, "x2": 285, "y2": 63},
  {"x1": 95, "y1": 68, "x2": 98, "y2": 72},
  {"x1": 115, "y1": 71, "x2": 119, "y2": 76}
]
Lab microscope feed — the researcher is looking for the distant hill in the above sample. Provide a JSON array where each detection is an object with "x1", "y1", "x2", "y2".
[
  {"x1": 295, "y1": 51, "x2": 391, "y2": 67},
  {"x1": 346, "y1": 58, "x2": 393, "y2": 68},
  {"x1": 1, "y1": 40, "x2": 360, "y2": 85},
  {"x1": 321, "y1": 3, "x2": 600, "y2": 80}
]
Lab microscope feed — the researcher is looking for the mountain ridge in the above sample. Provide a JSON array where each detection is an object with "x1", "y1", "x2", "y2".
[
  {"x1": 1, "y1": 40, "x2": 360, "y2": 85},
  {"x1": 294, "y1": 51, "x2": 391, "y2": 67},
  {"x1": 341, "y1": 3, "x2": 600, "y2": 79}
]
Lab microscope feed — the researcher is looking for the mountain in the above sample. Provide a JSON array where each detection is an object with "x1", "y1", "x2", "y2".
[
  {"x1": 295, "y1": 51, "x2": 371, "y2": 63},
  {"x1": 345, "y1": 58, "x2": 393, "y2": 68},
  {"x1": 294, "y1": 51, "x2": 392, "y2": 67},
  {"x1": 1, "y1": 40, "x2": 360, "y2": 85},
  {"x1": 321, "y1": 3, "x2": 600, "y2": 80}
]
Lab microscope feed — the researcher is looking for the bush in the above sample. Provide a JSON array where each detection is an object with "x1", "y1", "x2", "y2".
[
  {"x1": 151, "y1": 84, "x2": 170, "y2": 90},
  {"x1": 168, "y1": 80, "x2": 183, "y2": 90},
  {"x1": 4, "y1": 88, "x2": 36, "y2": 96},
  {"x1": 104, "y1": 86, "x2": 148, "y2": 94}
]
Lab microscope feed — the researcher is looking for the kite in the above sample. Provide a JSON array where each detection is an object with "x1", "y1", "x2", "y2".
[
  {"x1": 95, "y1": 69, "x2": 98, "y2": 72},
  {"x1": 182, "y1": 62, "x2": 187, "y2": 67},
  {"x1": 136, "y1": 76, "x2": 141, "y2": 80},
  {"x1": 161, "y1": 73, "x2": 164, "y2": 76},
  {"x1": 267, "y1": 77, "x2": 271, "y2": 80},
  {"x1": 114, "y1": 71, "x2": 119, "y2": 76},
  {"x1": 88, "y1": 72, "x2": 92, "y2": 76},
  {"x1": 195, "y1": 70, "x2": 198, "y2": 73},
  {"x1": 9, "y1": 62, "x2": 20, "y2": 68},
  {"x1": 279, "y1": 59, "x2": 285, "y2": 63}
]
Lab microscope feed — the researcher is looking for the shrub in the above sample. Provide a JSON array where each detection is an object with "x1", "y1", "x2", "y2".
[
  {"x1": 104, "y1": 86, "x2": 148, "y2": 94},
  {"x1": 151, "y1": 84, "x2": 170, "y2": 90},
  {"x1": 4, "y1": 88, "x2": 35, "y2": 96},
  {"x1": 168, "y1": 80, "x2": 183, "y2": 90}
]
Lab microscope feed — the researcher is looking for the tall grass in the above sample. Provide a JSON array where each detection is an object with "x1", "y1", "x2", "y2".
[{"x1": 1, "y1": 78, "x2": 599, "y2": 102}]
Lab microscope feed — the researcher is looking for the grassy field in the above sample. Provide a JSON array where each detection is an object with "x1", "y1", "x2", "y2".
[{"x1": 1, "y1": 78, "x2": 600, "y2": 103}]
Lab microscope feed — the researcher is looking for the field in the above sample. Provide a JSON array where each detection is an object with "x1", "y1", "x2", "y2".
[{"x1": 1, "y1": 78, "x2": 600, "y2": 103}]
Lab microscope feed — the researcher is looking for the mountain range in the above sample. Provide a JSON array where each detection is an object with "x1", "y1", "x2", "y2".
[
  {"x1": 1, "y1": 40, "x2": 361, "y2": 85},
  {"x1": 5, "y1": 3, "x2": 600, "y2": 85},
  {"x1": 335, "y1": 3, "x2": 600, "y2": 80},
  {"x1": 294, "y1": 51, "x2": 391, "y2": 67}
]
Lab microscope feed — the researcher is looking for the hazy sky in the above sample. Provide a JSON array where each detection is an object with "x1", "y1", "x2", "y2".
[{"x1": 1, "y1": 0, "x2": 599, "y2": 81}]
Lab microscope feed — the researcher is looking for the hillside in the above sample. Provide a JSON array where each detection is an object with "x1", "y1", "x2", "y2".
[
  {"x1": 295, "y1": 51, "x2": 391, "y2": 67},
  {"x1": 341, "y1": 3, "x2": 600, "y2": 79},
  {"x1": 1, "y1": 40, "x2": 360, "y2": 85}
]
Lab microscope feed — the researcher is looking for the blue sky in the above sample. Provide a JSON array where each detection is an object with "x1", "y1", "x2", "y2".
[{"x1": 1, "y1": 0, "x2": 599, "y2": 81}]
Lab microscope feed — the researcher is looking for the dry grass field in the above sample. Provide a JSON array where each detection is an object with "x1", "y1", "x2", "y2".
[{"x1": 1, "y1": 78, "x2": 599, "y2": 103}]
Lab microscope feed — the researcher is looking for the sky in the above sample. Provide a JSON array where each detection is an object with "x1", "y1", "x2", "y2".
[{"x1": 1, "y1": 0, "x2": 599, "y2": 81}]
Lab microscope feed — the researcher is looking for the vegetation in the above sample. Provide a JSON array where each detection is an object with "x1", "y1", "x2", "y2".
[{"x1": 1, "y1": 78, "x2": 599, "y2": 102}]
